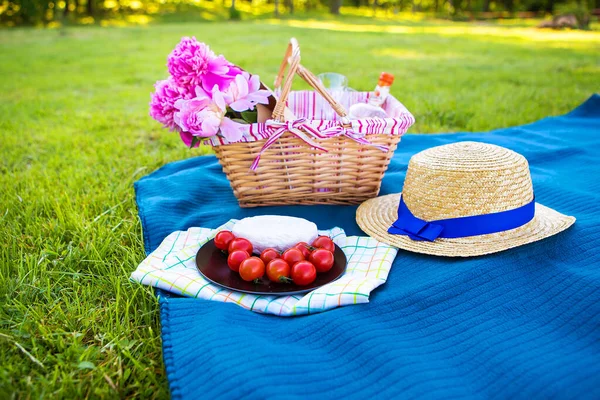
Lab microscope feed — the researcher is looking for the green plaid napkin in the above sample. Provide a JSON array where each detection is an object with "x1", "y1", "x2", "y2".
[{"x1": 131, "y1": 220, "x2": 398, "y2": 316}]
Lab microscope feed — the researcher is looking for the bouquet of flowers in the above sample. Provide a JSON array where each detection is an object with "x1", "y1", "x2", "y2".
[{"x1": 149, "y1": 37, "x2": 272, "y2": 148}]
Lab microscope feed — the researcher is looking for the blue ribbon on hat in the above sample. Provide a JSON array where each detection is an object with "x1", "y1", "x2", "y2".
[{"x1": 388, "y1": 196, "x2": 536, "y2": 241}]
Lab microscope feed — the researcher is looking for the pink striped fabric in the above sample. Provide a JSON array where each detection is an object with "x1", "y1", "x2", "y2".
[{"x1": 206, "y1": 91, "x2": 415, "y2": 147}]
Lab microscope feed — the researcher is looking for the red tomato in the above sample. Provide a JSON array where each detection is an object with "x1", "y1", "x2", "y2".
[
  {"x1": 260, "y1": 248, "x2": 280, "y2": 265},
  {"x1": 228, "y1": 238, "x2": 253, "y2": 255},
  {"x1": 266, "y1": 259, "x2": 291, "y2": 283},
  {"x1": 239, "y1": 257, "x2": 265, "y2": 282},
  {"x1": 214, "y1": 230, "x2": 235, "y2": 251},
  {"x1": 291, "y1": 261, "x2": 317, "y2": 286},
  {"x1": 227, "y1": 250, "x2": 249, "y2": 272},
  {"x1": 309, "y1": 249, "x2": 335, "y2": 273},
  {"x1": 311, "y1": 236, "x2": 335, "y2": 253},
  {"x1": 294, "y1": 242, "x2": 312, "y2": 259},
  {"x1": 282, "y1": 248, "x2": 305, "y2": 266}
]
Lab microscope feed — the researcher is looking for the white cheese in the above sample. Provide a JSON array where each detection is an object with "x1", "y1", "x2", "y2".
[{"x1": 231, "y1": 215, "x2": 318, "y2": 254}]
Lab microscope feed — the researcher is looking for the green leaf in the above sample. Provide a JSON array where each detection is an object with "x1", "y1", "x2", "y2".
[
  {"x1": 119, "y1": 339, "x2": 136, "y2": 350},
  {"x1": 225, "y1": 109, "x2": 238, "y2": 119},
  {"x1": 78, "y1": 361, "x2": 95, "y2": 370},
  {"x1": 189, "y1": 136, "x2": 200, "y2": 149},
  {"x1": 240, "y1": 111, "x2": 258, "y2": 124}
]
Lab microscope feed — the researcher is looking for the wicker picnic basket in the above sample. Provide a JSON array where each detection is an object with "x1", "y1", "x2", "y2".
[{"x1": 212, "y1": 38, "x2": 415, "y2": 208}]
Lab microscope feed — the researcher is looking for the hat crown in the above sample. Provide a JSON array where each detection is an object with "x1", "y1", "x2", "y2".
[{"x1": 402, "y1": 142, "x2": 534, "y2": 221}]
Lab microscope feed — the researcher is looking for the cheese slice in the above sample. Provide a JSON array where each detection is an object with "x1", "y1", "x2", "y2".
[{"x1": 232, "y1": 215, "x2": 318, "y2": 254}]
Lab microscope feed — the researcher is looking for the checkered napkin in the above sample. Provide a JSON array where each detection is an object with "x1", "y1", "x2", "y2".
[{"x1": 131, "y1": 220, "x2": 398, "y2": 316}]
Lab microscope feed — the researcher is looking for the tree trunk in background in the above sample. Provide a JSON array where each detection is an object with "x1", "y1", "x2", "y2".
[
  {"x1": 329, "y1": 0, "x2": 341, "y2": 14},
  {"x1": 274, "y1": 0, "x2": 280, "y2": 16},
  {"x1": 452, "y1": 0, "x2": 461, "y2": 14},
  {"x1": 285, "y1": 0, "x2": 294, "y2": 14},
  {"x1": 544, "y1": 0, "x2": 554, "y2": 13},
  {"x1": 482, "y1": 0, "x2": 490, "y2": 12},
  {"x1": 87, "y1": 0, "x2": 94, "y2": 16},
  {"x1": 43, "y1": 0, "x2": 52, "y2": 23},
  {"x1": 434, "y1": 0, "x2": 439, "y2": 12},
  {"x1": 63, "y1": 0, "x2": 70, "y2": 16}
]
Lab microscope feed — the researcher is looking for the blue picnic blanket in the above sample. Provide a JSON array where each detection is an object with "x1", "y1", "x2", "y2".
[{"x1": 135, "y1": 95, "x2": 600, "y2": 399}]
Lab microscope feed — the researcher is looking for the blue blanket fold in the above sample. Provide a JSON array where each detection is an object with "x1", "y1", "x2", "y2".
[{"x1": 135, "y1": 95, "x2": 600, "y2": 399}]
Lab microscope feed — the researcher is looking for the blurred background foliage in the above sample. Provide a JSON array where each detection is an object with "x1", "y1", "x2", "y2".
[{"x1": 0, "y1": 0, "x2": 597, "y2": 28}]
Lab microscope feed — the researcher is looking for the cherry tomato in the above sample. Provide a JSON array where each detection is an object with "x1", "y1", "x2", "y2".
[
  {"x1": 260, "y1": 248, "x2": 280, "y2": 265},
  {"x1": 309, "y1": 249, "x2": 335, "y2": 273},
  {"x1": 214, "y1": 230, "x2": 235, "y2": 251},
  {"x1": 266, "y1": 259, "x2": 291, "y2": 283},
  {"x1": 291, "y1": 261, "x2": 317, "y2": 286},
  {"x1": 227, "y1": 250, "x2": 249, "y2": 272},
  {"x1": 228, "y1": 238, "x2": 253, "y2": 255},
  {"x1": 239, "y1": 257, "x2": 265, "y2": 282},
  {"x1": 282, "y1": 248, "x2": 305, "y2": 266},
  {"x1": 311, "y1": 236, "x2": 335, "y2": 253},
  {"x1": 294, "y1": 242, "x2": 312, "y2": 259}
]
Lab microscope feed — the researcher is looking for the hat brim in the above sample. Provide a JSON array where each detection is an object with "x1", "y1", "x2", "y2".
[{"x1": 356, "y1": 193, "x2": 576, "y2": 257}]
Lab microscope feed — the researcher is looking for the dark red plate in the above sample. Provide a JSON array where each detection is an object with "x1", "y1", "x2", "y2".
[{"x1": 195, "y1": 239, "x2": 347, "y2": 295}]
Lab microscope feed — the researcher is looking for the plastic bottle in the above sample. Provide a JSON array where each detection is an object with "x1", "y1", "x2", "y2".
[
  {"x1": 348, "y1": 72, "x2": 395, "y2": 119},
  {"x1": 368, "y1": 72, "x2": 395, "y2": 108}
]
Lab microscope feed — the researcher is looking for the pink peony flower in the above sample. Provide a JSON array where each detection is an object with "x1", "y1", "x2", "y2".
[
  {"x1": 149, "y1": 78, "x2": 192, "y2": 130},
  {"x1": 179, "y1": 130, "x2": 201, "y2": 148},
  {"x1": 223, "y1": 72, "x2": 272, "y2": 112},
  {"x1": 167, "y1": 37, "x2": 239, "y2": 93},
  {"x1": 174, "y1": 87, "x2": 245, "y2": 143}
]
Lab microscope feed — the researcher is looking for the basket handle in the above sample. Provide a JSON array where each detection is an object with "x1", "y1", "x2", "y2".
[{"x1": 272, "y1": 38, "x2": 349, "y2": 124}]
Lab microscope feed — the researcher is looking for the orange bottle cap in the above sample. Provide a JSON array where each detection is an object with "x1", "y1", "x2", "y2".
[{"x1": 378, "y1": 72, "x2": 395, "y2": 86}]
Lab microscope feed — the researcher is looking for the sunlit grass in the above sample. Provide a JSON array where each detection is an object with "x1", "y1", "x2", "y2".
[
  {"x1": 373, "y1": 48, "x2": 470, "y2": 60},
  {"x1": 264, "y1": 18, "x2": 600, "y2": 43},
  {"x1": 100, "y1": 14, "x2": 153, "y2": 26},
  {"x1": 339, "y1": 8, "x2": 432, "y2": 20},
  {"x1": 0, "y1": 19, "x2": 598, "y2": 398}
]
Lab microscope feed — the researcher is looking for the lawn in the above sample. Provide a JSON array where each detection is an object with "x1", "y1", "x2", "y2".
[{"x1": 0, "y1": 17, "x2": 598, "y2": 398}]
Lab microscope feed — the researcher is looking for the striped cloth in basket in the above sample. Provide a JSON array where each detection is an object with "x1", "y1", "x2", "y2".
[{"x1": 206, "y1": 91, "x2": 415, "y2": 146}]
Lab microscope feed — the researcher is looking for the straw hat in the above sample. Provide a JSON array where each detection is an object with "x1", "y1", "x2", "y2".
[{"x1": 356, "y1": 141, "x2": 575, "y2": 257}]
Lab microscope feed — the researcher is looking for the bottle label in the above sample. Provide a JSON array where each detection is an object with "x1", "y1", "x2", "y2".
[{"x1": 369, "y1": 85, "x2": 389, "y2": 107}]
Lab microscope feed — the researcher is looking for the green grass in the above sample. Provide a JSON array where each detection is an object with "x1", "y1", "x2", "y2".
[{"x1": 1, "y1": 18, "x2": 598, "y2": 398}]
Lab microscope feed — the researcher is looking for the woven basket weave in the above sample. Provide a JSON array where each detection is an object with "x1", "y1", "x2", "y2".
[{"x1": 213, "y1": 38, "x2": 410, "y2": 208}]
